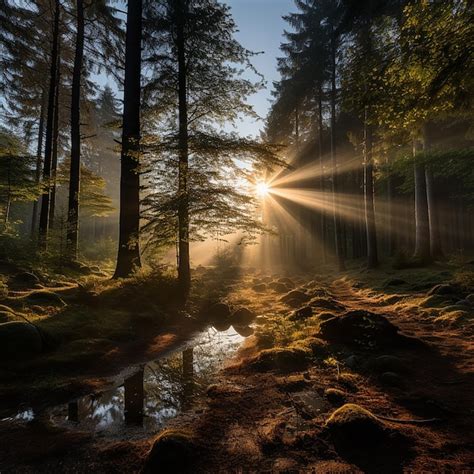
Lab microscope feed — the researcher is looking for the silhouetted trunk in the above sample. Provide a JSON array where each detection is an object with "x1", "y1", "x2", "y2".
[
  {"x1": 318, "y1": 86, "x2": 327, "y2": 263},
  {"x1": 31, "y1": 90, "x2": 46, "y2": 237},
  {"x1": 363, "y1": 114, "x2": 378, "y2": 268},
  {"x1": 39, "y1": 0, "x2": 60, "y2": 246},
  {"x1": 114, "y1": 0, "x2": 143, "y2": 278},
  {"x1": 176, "y1": 0, "x2": 191, "y2": 293},
  {"x1": 330, "y1": 33, "x2": 345, "y2": 271},
  {"x1": 413, "y1": 139, "x2": 430, "y2": 262},
  {"x1": 67, "y1": 0, "x2": 84, "y2": 258},
  {"x1": 49, "y1": 50, "x2": 61, "y2": 229},
  {"x1": 423, "y1": 124, "x2": 443, "y2": 259},
  {"x1": 387, "y1": 170, "x2": 395, "y2": 256}
]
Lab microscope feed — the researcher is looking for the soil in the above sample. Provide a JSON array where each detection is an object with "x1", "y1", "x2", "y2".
[{"x1": 0, "y1": 266, "x2": 473, "y2": 473}]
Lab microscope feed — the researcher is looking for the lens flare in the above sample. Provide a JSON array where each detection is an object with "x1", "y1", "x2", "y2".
[{"x1": 256, "y1": 182, "x2": 270, "y2": 198}]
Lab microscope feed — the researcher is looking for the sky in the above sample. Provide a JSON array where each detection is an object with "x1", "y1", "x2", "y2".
[{"x1": 225, "y1": 0, "x2": 294, "y2": 137}]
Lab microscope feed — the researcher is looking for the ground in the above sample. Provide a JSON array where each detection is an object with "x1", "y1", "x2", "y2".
[{"x1": 0, "y1": 258, "x2": 473, "y2": 472}]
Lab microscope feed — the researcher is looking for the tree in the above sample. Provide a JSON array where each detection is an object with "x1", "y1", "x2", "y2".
[{"x1": 114, "y1": 0, "x2": 143, "y2": 278}]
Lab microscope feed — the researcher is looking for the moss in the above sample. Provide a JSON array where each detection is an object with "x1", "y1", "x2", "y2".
[
  {"x1": 324, "y1": 388, "x2": 347, "y2": 405},
  {"x1": 249, "y1": 346, "x2": 311, "y2": 373}
]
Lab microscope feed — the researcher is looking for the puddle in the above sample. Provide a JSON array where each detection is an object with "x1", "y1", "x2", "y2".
[{"x1": 2, "y1": 325, "x2": 253, "y2": 438}]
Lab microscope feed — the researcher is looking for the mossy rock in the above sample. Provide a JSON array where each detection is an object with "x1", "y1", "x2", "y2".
[
  {"x1": 379, "y1": 371, "x2": 404, "y2": 387},
  {"x1": 10, "y1": 271, "x2": 40, "y2": 287},
  {"x1": 231, "y1": 307, "x2": 256, "y2": 326},
  {"x1": 310, "y1": 297, "x2": 345, "y2": 312},
  {"x1": 427, "y1": 283, "x2": 461, "y2": 297},
  {"x1": 233, "y1": 325, "x2": 254, "y2": 337},
  {"x1": 325, "y1": 388, "x2": 347, "y2": 405},
  {"x1": 26, "y1": 291, "x2": 66, "y2": 307},
  {"x1": 302, "y1": 337, "x2": 329, "y2": 357},
  {"x1": 268, "y1": 281, "x2": 289, "y2": 293},
  {"x1": 419, "y1": 295, "x2": 453, "y2": 308},
  {"x1": 319, "y1": 310, "x2": 399, "y2": 348},
  {"x1": 277, "y1": 277, "x2": 294, "y2": 286},
  {"x1": 203, "y1": 302, "x2": 231, "y2": 321},
  {"x1": 253, "y1": 283, "x2": 267, "y2": 292},
  {"x1": 249, "y1": 347, "x2": 311, "y2": 373},
  {"x1": 280, "y1": 290, "x2": 311, "y2": 307},
  {"x1": 143, "y1": 429, "x2": 197, "y2": 474},
  {"x1": 325, "y1": 404, "x2": 385, "y2": 443},
  {"x1": 290, "y1": 305, "x2": 313, "y2": 320},
  {"x1": 0, "y1": 321, "x2": 43, "y2": 361}
]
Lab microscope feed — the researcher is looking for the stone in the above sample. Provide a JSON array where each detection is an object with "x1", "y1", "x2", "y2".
[
  {"x1": 252, "y1": 283, "x2": 267, "y2": 292},
  {"x1": 249, "y1": 347, "x2": 311, "y2": 373},
  {"x1": 26, "y1": 291, "x2": 66, "y2": 307},
  {"x1": 380, "y1": 371, "x2": 404, "y2": 387},
  {"x1": 369, "y1": 355, "x2": 408, "y2": 374},
  {"x1": 206, "y1": 302, "x2": 231, "y2": 320},
  {"x1": 319, "y1": 310, "x2": 399, "y2": 348},
  {"x1": 10, "y1": 271, "x2": 39, "y2": 287},
  {"x1": 427, "y1": 284, "x2": 461, "y2": 296},
  {"x1": 268, "y1": 281, "x2": 289, "y2": 293},
  {"x1": 143, "y1": 430, "x2": 197, "y2": 474},
  {"x1": 0, "y1": 321, "x2": 43, "y2": 360},
  {"x1": 325, "y1": 388, "x2": 347, "y2": 405},
  {"x1": 233, "y1": 325, "x2": 254, "y2": 337},
  {"x1": 230, "y1": 307, "x2": 256, "y2": 326},
  {"x1": 466, "y1": 294, "x2": 474, "y2": 304},
  {"x1": 310, "y1": 297, "x2": 345, "y2": 312},
  {"x1": 290, "y1": 306, "x2": 313, "y2": 320},
  {"x1": 277, "y1": 277, "x2": 294, "y2": 286},
  {"x1": 280, "y1": 290, "x2": 311, "y2": 307}
]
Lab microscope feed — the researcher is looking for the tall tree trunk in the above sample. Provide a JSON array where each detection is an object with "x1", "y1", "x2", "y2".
[
  {"x1": 330, "y1": 33, "x2": 345, "y2": 271},
  {"x1": 66, "y1": 0, "x2": 84, "y2": 259},
  {"x1": 38, "y1": 0, "x2": 60, "y2": 246},
  {"x1": 387, "y1": 166, "x2": 395, "y2": 256},
  {"x1": 4, "y1": 157, "x2": 12, "y2": 224},
  {"x1": 363, "y1": 112, "x2": 378, "y2": 268},
  {"x1": 176, "y1": 0, "x2": 191, "y2": 292},
  {"x1": 31, "y1": 90, "x2": 47, "y2": 237},
  {"x1": 114, "y1": 0, "x2": 143, "y2": 278},
  {"x1": 318, "y1": 85, "x2": 327, "y2": 264},
  {"x1": 423, "y1": 124, "x2": 443, "y2": 259},
  {"x1": 413, "y1": 139, "x2": 431, "y2": 262},
  {"x1": 49, "y1": 51, "x2": 61, "y2": 230}
]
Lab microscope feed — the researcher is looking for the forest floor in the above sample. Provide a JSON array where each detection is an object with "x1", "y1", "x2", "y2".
[{"x1": 0, "y1": 258, "x2": 473, "y2": 472}]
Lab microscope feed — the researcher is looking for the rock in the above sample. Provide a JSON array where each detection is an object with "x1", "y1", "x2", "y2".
[
  {"x1": 315, "y1": 311, "x2": 338, "y2": 322},
  {"x1": 10, "y1": 271, "x2": 40, "y2": 287},
  {"x1": 344, "y1": 355, "x2": 360, "y2": 369},
  {"x1": 325, "y1": 388, "x2": 347, "y2": 405},
  {"x1": 383, "y1": 278, "x2": 407, "y2": 287},
  {"x1": 280, "y1": 290, "x2": 311, "y2": 307},
  {"x1": 205, "y1": 302, "x2": 231, "y2": 321},
  {"x1": 233, "y1": 325, "x2": 254, "y2": 337},
  {"x1": 310, "y1": 297, "x2": 345, "y2": 312},
  {"x1": 268, "y1": 281, "x2": 289, "y2": 293},
  {"x1": 143, "y1": 429, "x2": 197, "y2": 474},
  {"x1": 26, "y1": 291, "x2": 66, "y2": 307},
  {"x1": 290, "y1": 306, "x2": 313, "y2": 320},
  {"x1": 466, "y1": 294, "x2": 474, "y2": 304},
  {"x1": 261, "y1": 276, "x2": 273, "y2": 283},
  {"x1": 369, "y1": 355, "x2": 408, "y2": 374},
  {"x1": 428, "y1": 284, "x2": 461, "y2": 296},
  {"x1": 212, "y1": 320, "x2": 231, "y2": 332},
  {"x1": 231, "y1": 307, "x2": 256, "y2": 326},
  {"x1": 252, "y1": 283, "x2": 267, "y2": 292},
  {"x1": 277, "y1": 277, "x2": 294, "y2": 286},
  {"x1": 0, "y1": 321, "x2": 43, "y2": 360},
  {"x1": 455, "y1": 299, "x2": 472, "y2": 307},
  {"x1": 325, "y1": 404, "x2": 385, "y2": 443},
  {"x1": 380, "y1": 371, "x2": 404, "y2": 387},
  {"x1": 303, "y1": 337, "x2": 329, "y2": 357},
  {"x1": 319, "y1": 310, "x2": 399, "y2": 348},
  {"x1": 249, "y1": 347, "x2": 311, "y2": 373},
  {"x1": 278, "y1": 374, "x2": 310, "y2": 392}
]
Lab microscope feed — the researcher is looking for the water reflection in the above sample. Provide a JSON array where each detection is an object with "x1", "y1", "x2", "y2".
[{"x1": 48, "y1": 325, "x2": 251, "y2": 437}]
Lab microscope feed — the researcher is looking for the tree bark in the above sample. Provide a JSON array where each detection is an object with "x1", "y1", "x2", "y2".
[
  {"x1": 38, "y1": 0, "x2": 60, "y2": 246},
  {"x1": 114, "y1": 0, "x2": 143, "y2": 278},
  {"x1": 363, "y1": 113, "x2": 378, "y2": 268},
  {"x1": 66, "y1": 0, "x2": 85, "y2": 258},
  {"x1": 318, "y1": 85, "x2": 327, "y2": 264},
  {"x1": 176, "y1": 0, "x2": 191, "y2": 293},
  {"x1": 31, "y1": 90, "x2": 47, "y2": 237},
  {"x1": 49, "y1": 49, "x2": 61, "y2": 230},
  {"x1": 413, "y1": 139, "x2": 431, "y2": 262},
  {"x1": 330, "y1": 33, "x2": 345, "y2": 271}
]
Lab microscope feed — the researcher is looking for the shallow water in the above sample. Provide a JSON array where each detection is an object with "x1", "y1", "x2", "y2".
[{"x1": 3, "y1": 325, "x2": 252, "y2": 438}]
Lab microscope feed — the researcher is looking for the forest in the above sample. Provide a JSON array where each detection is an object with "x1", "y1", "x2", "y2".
[{"x1": 0, "y1": 0, "x2": 473, "y2": 472}]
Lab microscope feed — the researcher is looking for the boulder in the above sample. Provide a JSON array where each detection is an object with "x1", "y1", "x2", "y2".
[
  {"x1": 466, "y1": 294, "x2": 474, "y2": 304},
  {"x1": 427, "y1": 284, "x2": 461, "y2": 297},
  {"x1": 325, "y1": 388, "x2": 347, "y2": 405},
  {"x1": 233, "y1": 325, "x2": 254, "y2": 337},
  {"x1": 230, "y1": 307, "x2": 256, "y2": 326},
  {"x1": 319, "y1": 310, "x2": 399, "y2": 348},
  {"x1": 290, "y1": 306, "x2": 313, "y2": 320},
  {"x1": 143, "y1": 430, "x2": 197, "y2": 474},
  {"x1": 0, "y1": 321, "x2": 43, "y2": 360},
  {"x1": 26, "y1": 291, "x2": 66, "y2": 307},
  {"x1": 249, "y1": 347, "x2": 311, "y2": 373},
  {"x1": 280, "y1": 290, "x2": 311, "y2": 307},
  {"x1": 383, "y1": 278, "x2": 407, "y2": 288},
  {"x1": 10, "y1": 271, "x2": 40, "y2": 287},
  {"x1": 325, "y1": 404, "x2": 385, "y2": 443},
  {"x1": 277, "y1": 277, "x2": 294, "y2": 286},
  {"x1": 380, "y1": 371, "x2": 404, "y2": 387},
  {"x1": 252, "y1": 283, "x2": 267, "y2": 292},
  {"x1": 268, "y1": 281, "x2": 289, "y2": 293},
  {"x1": 310, "y1": 297, "x2": 345, "y2": 312},
  {"x1": 205, "y1": 302, "x2": 231, "y2": 321}
]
